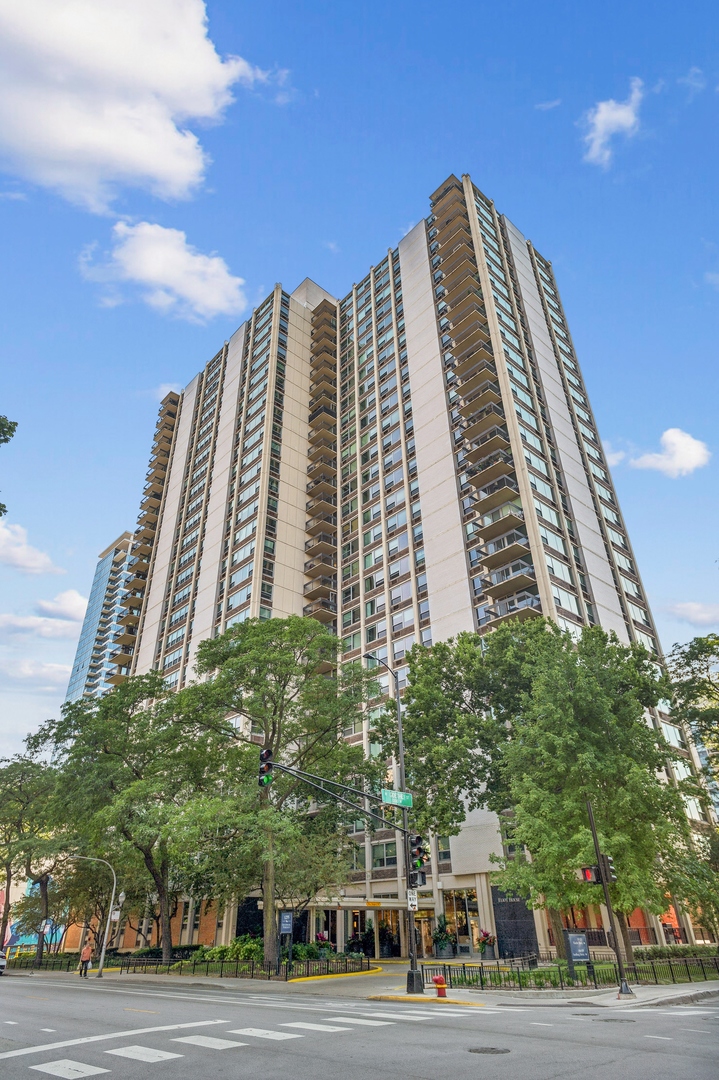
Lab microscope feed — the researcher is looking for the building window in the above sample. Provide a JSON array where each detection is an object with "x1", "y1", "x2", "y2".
[{"x1": 372, "y1": 842, "x2": 397, "y2": 868}]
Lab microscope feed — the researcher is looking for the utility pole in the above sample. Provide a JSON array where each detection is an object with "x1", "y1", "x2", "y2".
[
  {"x1": 365, "y1": 654, "x2": 423, "y2": 994},
  {"x1": 585, "y1": 799, "x2": 633, "y2": 996}
]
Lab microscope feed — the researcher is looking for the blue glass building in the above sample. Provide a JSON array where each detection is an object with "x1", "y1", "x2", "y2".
[{"x1": 65, "y1": 533, "x2": 132, "y2": 701}]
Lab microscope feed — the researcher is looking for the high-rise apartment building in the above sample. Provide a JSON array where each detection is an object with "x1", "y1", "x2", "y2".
[
  {"x1": 66, "y1": 532, "x2": 133, "y2": 702},
  {"x1": 102, "y1": 173, "x2": 709, "y2": 955}
]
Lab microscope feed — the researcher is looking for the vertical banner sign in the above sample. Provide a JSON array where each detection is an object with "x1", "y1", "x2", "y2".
[{"x1": 279, "y1": 911, "x2": 293, "y2": 935}]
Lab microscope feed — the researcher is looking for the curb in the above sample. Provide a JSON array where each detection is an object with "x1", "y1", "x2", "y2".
[
  {"x1": 640, "y1": 987, "x2": 719, "y2": 1008},
  {"x1": 368, "y1": 995, "x2": 486, "y2": 1007},
  {"x1": 289, "y1": 966, "x2": 383, "y2": 982}
]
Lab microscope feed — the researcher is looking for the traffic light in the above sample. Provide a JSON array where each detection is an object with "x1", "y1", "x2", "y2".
[
  {"x1": 599, "y1": 853, "x2": 617, "y2": 883},
  {"x1": 409, "y1": 870, "x2": 427, "y2": 888},
  {"x1": 409, "y1": 835, "x2": 429, "y2": 869},
  {"x1": 579, "y1": 866, "x2": 601, "y2": 884},
  {"x1": 258, "y1": 747, "x2": 274, "y2": 788}
]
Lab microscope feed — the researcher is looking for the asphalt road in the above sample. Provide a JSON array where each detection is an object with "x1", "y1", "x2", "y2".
[{"x1": 1, "y1": 974, "x2": 717, "y2": 1080}]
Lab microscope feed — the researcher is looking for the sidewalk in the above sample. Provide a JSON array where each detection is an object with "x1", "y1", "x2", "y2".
[{"x1": 15, "y1": 966, "x2": 719, "y2": 1008}]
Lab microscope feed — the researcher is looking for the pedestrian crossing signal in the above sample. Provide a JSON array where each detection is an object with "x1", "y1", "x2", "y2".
[
  {"x1": 259, "y1": 747, "x2": 274, "y2": 788},
  {"x1": 579, "y1": 866, "x2": 600, "y2": 883}
]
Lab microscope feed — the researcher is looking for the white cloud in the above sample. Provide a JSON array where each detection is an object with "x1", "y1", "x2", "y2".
[
  {"x1": 705, "y1": 271, "x2": 719, "y2": 289},
  {"x1": 602, "y1": 440, "x2": 626, "y2": 467},
  {"x1": 582, "y1": 77, "x2": 644, "y2": 168},
  {"x1": 0, "y1": 520, "x2": 64, "y2": 574},
  {"x1": 678, "y1": 67, "x2": 706, "y2": 99},
  {"x1": 0, "y1": 0, "x2": 271, "y2": 212},
  {"x1": 82, "y1": 220, "x2": 247, "y2": 321},
  {"x1": 535, "y1": 99, "x2": 561, "y2": 111},
  {"x1": 36, "y1": 589, "x2": 87, "y2": 621},
  {"x1": 0, "y1": 659, "x2": 72, "y2": 686},
  {"x1": 0, "y1": 614, "x2": 80, "y2": 638},
  {"x1": 323, "y1": 241, "x2": 340, "y2": 254},
  {"x1": 668, "y1": 602, "x2": 719, "y2": 628},
  {"x1": 629, "y1": 428, "x2": 710, "y2": 478}
]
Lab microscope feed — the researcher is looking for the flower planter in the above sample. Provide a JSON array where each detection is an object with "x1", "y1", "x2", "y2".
[
  {"x1": 481, "y1": 944, "x2": 496, "y2": 961},
  {"x1": 435, "y1": 944, "x2": 454, "y2": 959}
]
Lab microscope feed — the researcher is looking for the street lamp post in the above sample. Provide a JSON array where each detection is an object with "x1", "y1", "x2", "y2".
[
  {"x1": 364, "y1": 653, "x2": 424, "y2": 994},
  {"x1": 65, "y1": 856, "x2": 117, "y2": 979}
]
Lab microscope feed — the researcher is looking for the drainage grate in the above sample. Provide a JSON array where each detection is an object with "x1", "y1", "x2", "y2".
[{"x1": 469, "y1": 1047, "x2": 511, "y2": 1055}]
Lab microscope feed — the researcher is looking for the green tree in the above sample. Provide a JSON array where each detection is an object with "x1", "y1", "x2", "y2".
[
  {"x1": 0, "y1": 414, "x2": 18, "y2": 517},
  {"x1": 392, "y1": 619, "x2": 695, "y2": 961},
  {"x1": 184, "y1": 615, "x2": 375, "y2": 963},
  {"x1": 29, "y1": 671, "x2": 228, "y2": 962},
  {"x1": 669, "y1": 633, "x2": 719, "y2": 760},
  {"x1": 0, "y1": 756, "x2": 64, "y2": 964}
]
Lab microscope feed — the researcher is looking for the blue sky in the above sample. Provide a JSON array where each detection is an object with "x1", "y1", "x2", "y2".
[{"x1": 1, "y1": 0, "x2": 718, "y2": 754}]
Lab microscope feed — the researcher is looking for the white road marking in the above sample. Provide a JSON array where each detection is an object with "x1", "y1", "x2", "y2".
[
  {"x1": 4, "y1": 1021, "x2": 19, "y2": 1025},
  {"x1": 41, "y1": 1030, "x2": 57, "y2": 1033},
  {"x1": 322, "y1": 1017, "x2": 394, "y2": 1026},
  {"x1": 645, "y1": 1035, "x2": 672, "y2": 1040},
  {"x1": 357, "y1": 1012, "x2": 426, "y2": 1021},
  {"x1": 106, "y1": 1046, "x2": 183, "y2": 1062},
  {"x1": 0, "y1": 1020, "x2": 227, "y2": 1061},
  {"x1": 230, "y1": 1029, "x2": 304, "y2": 1041},
  {"x1": 681, "y1": 1029, "x2": 712, "y2": 1034},
  {"x1": 172, "y1": 1035, "x2": 246, "y2": 1049},
  {"x1": 531, "y1": 1023, "x2": 554, "y2": 1027},
  {"x1": 282, "y1": 1022, "x2": 351, "y2": 1032},
  {"x1": 29, "y1": 1062, "x2": 109, "y2": 1079}
]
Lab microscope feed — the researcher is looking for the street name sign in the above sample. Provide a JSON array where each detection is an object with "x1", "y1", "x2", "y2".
[{"x1": 381, "y1": 788, "x2": 413, "y2": 807}]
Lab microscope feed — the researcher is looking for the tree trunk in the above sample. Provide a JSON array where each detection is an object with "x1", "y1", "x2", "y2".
[
  {"x1": 616, "y1": 910, "x2": 635, "y2": 964},
  {"x1": 157, "y1": 881, "x2": 173, "y2": 963},
  {"x1": 1, "y1": 862, "x2": 12, "y2": 948},
  {"x1": 34, "y1": 875, "x2": 49, "y2": 967},
  {"x1": 263, "y1": 835, "x2": 277, "y2": 966},
  {"x1": 547, "y1": 907, "x2": 567, "y2": 960}
]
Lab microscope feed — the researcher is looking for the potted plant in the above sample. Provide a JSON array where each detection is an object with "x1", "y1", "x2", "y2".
[
  {"x1": 478, "y1": 929, "x2": 496, "y2": 961},
  {"x1": 432, "y1": 915, "x2": 455, "y2": 959},
  {"x1": 315, "y1": 932, "x2": 334, "y2": 959}
]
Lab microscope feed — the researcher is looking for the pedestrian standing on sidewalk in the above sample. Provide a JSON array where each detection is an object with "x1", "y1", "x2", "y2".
[{"x1": 79, "y1": 942, "x2": 92, "y2": 978}]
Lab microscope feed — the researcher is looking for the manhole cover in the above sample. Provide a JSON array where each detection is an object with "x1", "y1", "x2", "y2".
[{"x1": 469, "y1": 1048, "x2": 510, "y2": 1055}]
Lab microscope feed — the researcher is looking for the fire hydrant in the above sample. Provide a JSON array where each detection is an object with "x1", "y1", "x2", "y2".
[{"x1": 432, "y1": 974, "x2": 447, "y2": 998}]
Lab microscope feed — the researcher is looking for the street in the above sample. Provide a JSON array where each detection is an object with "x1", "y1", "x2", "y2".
[{"x1": 1, "y1": 974, "x2": 717, "y2": 1080}]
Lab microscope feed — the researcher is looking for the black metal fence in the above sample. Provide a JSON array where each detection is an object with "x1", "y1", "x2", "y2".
[
  {"x1": 7, "y1": 955, "x2": 79, "y2": 972},
  {"x1": 421, "y1": 954, "x2": 719, "y2": 991},
  {"x1": 118, "y1": 955, "x2": 373, "y2": 980}
]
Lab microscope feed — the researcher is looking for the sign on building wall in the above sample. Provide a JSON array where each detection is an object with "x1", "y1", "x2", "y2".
[{"x1": 491, "y1": 886, "x2": 539, "y2": 959}]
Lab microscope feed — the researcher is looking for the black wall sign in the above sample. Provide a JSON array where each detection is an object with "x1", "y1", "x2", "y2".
[{"x1": 491, "y1": 886, "x2": 539, "y2": 959}]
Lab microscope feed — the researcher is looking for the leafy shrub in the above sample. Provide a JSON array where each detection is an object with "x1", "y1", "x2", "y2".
[{"x1": 635, "y1": 944, "x2": 718, "y2": 959}]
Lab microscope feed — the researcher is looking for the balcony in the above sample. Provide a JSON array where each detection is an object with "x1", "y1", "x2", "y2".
[
  {"x1": 307, "y1": 456, "x2": 337, "y2": 480},
  {"x1": 479, "y1": 528, "x2": 531, "y2": 570},
  {"x1": 458, "y1": 380, "x2": 502, "y2": 421},
  {"x1": 109, "y1": 646, "x2": 134, "y2": 666},
  {"x1": 306, "y1": 492, "x2": 337, "y2": 516},
  {"x1": 303, "y1": 597, "x2": 337, "y2": 622},
  {"x1": 455, "y1": 345, "x2": 495, "y2": 383},
  {"x1": 309, "y1": 351, "x2": 336, "y2": 379},
  {"x1": 482, "y1": 559, "x2": 536, "y2": 599},
  {"x1": 309, "y1": 386, "x2": 335, "y2": 412},
  {"x1": 118, "y1": 610, "x2": 141, "y2": 627},
  {"x1": 305, "y1": 532, "x2": 337, "y2": 556},
  {"x1": 476, "y1": 475, "x2": 520, "y2": 513},
  {"x1": 304, "y1": 553, "x2": 337, "y2": 577},
  {"x1": 465, "y1": 425, "x2": 510, "y2": 464},
  {"x1": 309, "y1": 373, "x2": 337, "y2": 398},
  {"x1": 308, "y1": 436, "x2": 337, "y2": 458},
  {"x1": 462, "y1": 402, "x2": 505, "y2": 442},
  {"x1": 305, "y1": 512, "x2": 337, "y2": 535},
  {"x1": 121, "y1": 590, "x2": 145, "y2": 607},
  {"x1": 113, "y1": 627, "x2": 138, "y2": 647},
  {"x1": 309, "y1": 404, "x2": 337, "y2": 428},
  {"x1": 479, "y1": 501, "x2": 525, "y2": 541},
  {"x1": 483, "y1": 591, "x2": 542, "y2": 626},
  {"x1": 306, "y1": 474, "x2": 337, "y2": 498},
  {"x1": 456, "y1": 358, "x2": 496, "y2": 398},
  {"x1": 303, "y1": 576, "x2": 337, "y2": 600},
  {"x1": 468, "y1": 450, "x2": 514, "y2": 488}
]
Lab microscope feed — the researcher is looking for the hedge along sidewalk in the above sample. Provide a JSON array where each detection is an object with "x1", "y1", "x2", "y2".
[{"x1": 370, "y1": 981, "x2": 719, "y2": 1007}]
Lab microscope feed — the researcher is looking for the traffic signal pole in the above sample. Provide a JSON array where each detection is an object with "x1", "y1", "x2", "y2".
[
  {"x1": 366, "y1": 655, "x2": 423, "y2": 994},
  {"x1": 586, "y1": 798, "x2": 633, "y2": 996}
]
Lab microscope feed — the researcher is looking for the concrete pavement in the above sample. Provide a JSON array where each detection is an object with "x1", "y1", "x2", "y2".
[{"x1": 1, "y1": 969, "x2": 718, "y2": 1079}]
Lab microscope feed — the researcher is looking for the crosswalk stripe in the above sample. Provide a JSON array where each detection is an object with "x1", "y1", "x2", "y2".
[
  {"x1": 358, "y1": 1012, "x2": 427, "y2": 1021},
  {"x1": 322, "y1": 1017, "x2": 394, "y2": 1026},
  {"x1": 172, "y1": 1035, "x2": 246, "y2": 1049},
  {"x1": 105, "y1": 1046, "x2": 182, "y2": 1062},
  {"x1": 282, "y1": 1022, "x2": 351, "y2": 1032},
  {"x1": 229, "y1": 1029, "x2": 304, "y2": 1041},
  {"x1": 29, "y1": 1062, "x2": 109, "y2": 1079}
]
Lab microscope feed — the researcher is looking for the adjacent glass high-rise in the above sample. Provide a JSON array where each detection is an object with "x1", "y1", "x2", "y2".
[
  {"x1": 97, "y1": 174, "x2": 711, "y2": 953},
  {"x1": 65, "y1": 532, "x2": 133, "y2": 702}
]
